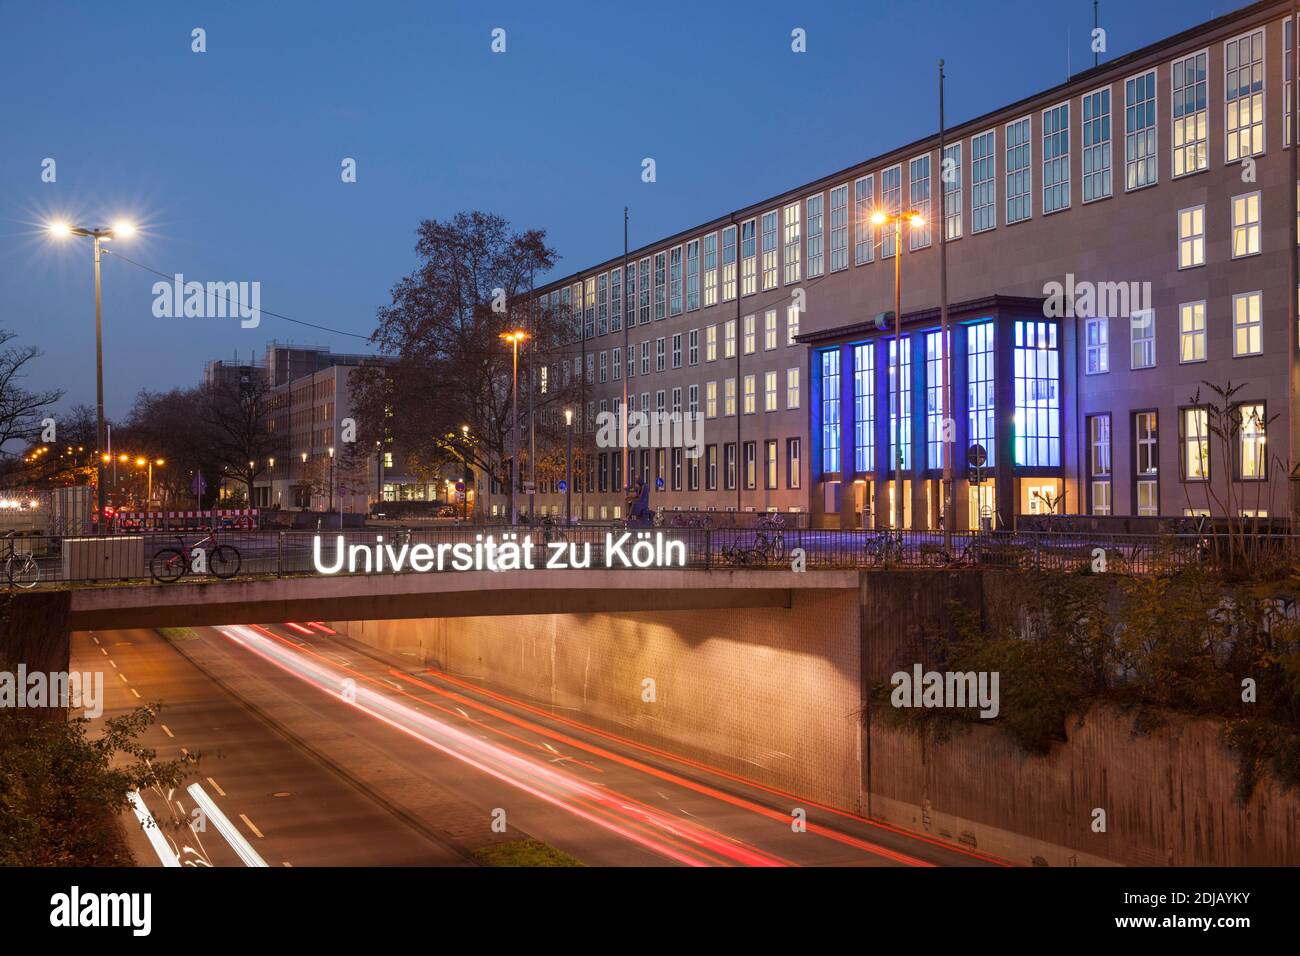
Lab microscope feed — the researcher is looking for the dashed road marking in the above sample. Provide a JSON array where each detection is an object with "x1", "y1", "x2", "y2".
[
  {"x1": 207, "y1": 777, "x2": 227, "y2": 797},
  {"x1": 240, "y1": 814, "x2": 265, "y2": 839}
]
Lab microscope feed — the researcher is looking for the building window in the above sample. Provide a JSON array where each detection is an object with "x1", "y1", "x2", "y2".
[
  {"x1": 669, "y1": 247, "x2": 683, "y2": 316},
  {"x1": 881, "y1": 165, "x2": 902, "y2": 257},
  {"x1": 820, "y1": 350, "x2": 841, "y2": 473},
  {"x1": 942, "y1": 142, "x2": 962, "y2": 240},
  {"x1": 764, "y1": 310, "x2": 777, "y2": 351},
  {"x1": 925, "y1": 329, "x2": 949, "y2": 469},
  {"x1": 1231, "y1": 191, "x2": 1262, "y2": 258},
  {"x1": 787, "y1": 438, "x2": 801, "y2": 489},
  {"x1": 1005, "y1": 117, "x2": 1032, "y2": 223},
  {"x1": 638, "y1": 257, "x2": 651, "y2": 324},
  {"x1": 1133, "y1": 411, "x2": 1158, "y2": 515},
  {"x1": 671, "y1": 333, "x2": 682, "y2": 369},
  {"x1": 584, "y1": 277, "x2": 596, "y2": 339},
  {"x1": 1042, "y1": 103, "x2": 1070, "y2": 213},
  {"x1": 741, "y1": 218, "x2": 757, "y2": 296},
  {"x1": 671, "y1": 447, "x2": 683, "y2": 491},
  {"x1": 1013, "y1": 320, "x2": 1060, "y2": 467},
  {"x1": 688, "y1": 447, "x2": 699, "y2": 491},
  {"x1": 783, "y1": 202, "x2": 802, "y2": 284},
  {"x1": 1225, "y1": 29, "x2": 1265, "y2": 162},
  {"x1": 721, "y1": 226, "x2": 737, "y2": 302},
  {"x1": 888, "y1": 337, "x2": 912, "y2": 471},
  {"x1": 610, "y1": 267, "x2": 622, "y2": 333},
  {"x1": 688, "y1": 383, "x2": 699, "y2": 415},
  {"x1": 688, "y1": 328, "x2": 699, "y2": 366},
  {"x1": 706, "y1": 445, "x2": 718, "y2": 490},
  {"x1": 686, "y1": 240, "x2": 700, "y2": 312},
  {"x1": 1237, "y1": 403, "x2": 1266, "y2": 480},
  {"x1": 786, "y1": 367, "x2": 800, "y2": 409},
  {"x1": 967, "y1": 322, "x2": 995, "y2": 466},
  {"x1": 1082, "y1": 86, "x2": 1112, "y2": 202},
  {"x1": 597, "y1": 273, "x2": 608, "y2": 336},
  {"x1": 655, "y1": 390, "x2": 665, "y2": 414},
  {"x1": 806, "y1": 193, "x2": 824, "y2": 277},
  {"x1": 909, "y1": 154, "x2": 932, "y2": 248},
  {"x1": 765, "y1": 440, "x2": 778, "y2": 490},
  {"x1": 829, "y1": 184, "x2": 849, "y2": 271},
  {"x1": 724, "y1": 319, "x2": 736, "y2": 359},
  {"x1": 706, "y1": 381, "x2": 717, "y2": 418},
  {"x1": 612, "y1": 346, "x2": 621, "y2": 381},
  {"x1": 787, "y1": 303, "x2": 800, "y2": 345},
  {"x1": 1172, "y1": 50, "x2": 1209, "y2": 177},
  {"x1": 743, "y1": 314, "x2": 756, "y2": 355},
  {"x1": 706, "y1": 325, "x2": 717, "y2": 362},
  {"x1": 1180, "y1": 301, "x2": 1207, "y2": 363},
  {"x1": 702, "y1": 234, "x2": 717, "y2": 308},
  {"x1": 1130, "y1": 310, "x2": 1155, "y2": 369},
  {"x1": 855, "y1": 175, "x2": 876, "y2": 264},
  {"x1": 1088, "y1": 414, "x2": 1112, "y2": 515},
  {"x1": 1125, "y1": 69, "x2": 1158, "y2": 190},
  {"x1": 853, "y1": 343, "x2": 874, "y2": 473},
  {"x1": 1289, "y1": 17, "x2": 1296, "y2": 147},
  {"x1": 743, "y1": 374, "x2": 756, "y2": 415},
  {"x1": 761, "y1": 210, "x2": 779, "y2": 290},
  {"x1": 724, "y1": 377, "x2": 736, "y2": 417},
  {"x1": 725, "y1": 443, "x2": 737, "y2": 490},
  {"x1": 655, "y1": 336, "x2": 666, "y2": 372},
  {"x1": 653, "y1": 252, "x2": 666, "y2": 320},
  {"x1": 764, "y1": 371, "x2": 777, "y2": 412},
  {"x1": 971, "y1": 129, "x2": 997, "y2": 233},
  {"x1": 598, "y1": 350, "x2": 608, "y2": 383},
  {"x1": 1085, "y1": 317, "x2": 1109, "y2": 374},
  {"x1": 639, "y1": 341, "x2": 649, "y2": 376},
  {"x1": 1178, "y1": 205, "x2": 1206, "y2": 268},
  {"x1": 743, "y1": 442, "x2": 757, "y2": 490},
  {"x1": 1180, "y1": 407, "x2": 1209, "y2": 481},
  {"x1": 1233, "y1": 291, "x2": 1263, "y2": 356}
]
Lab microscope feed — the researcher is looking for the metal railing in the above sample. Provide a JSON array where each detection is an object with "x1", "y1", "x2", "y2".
[{"x1": 1, "y1": 526, "x2": 1274, "y2": 587}]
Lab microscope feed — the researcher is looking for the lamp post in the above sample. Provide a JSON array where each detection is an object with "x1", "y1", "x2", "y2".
[
  {"x1": 136, "y1": 457, "x2": 164, "y2": 510},
  {"x1": 327, "y1": 446, "x2": 335, "y2": 527},
  {"x1": 460, "y1": 425, "x2": 471, "y2": 522},
  {"x1": 564, "y1": 407, "x2": 574, "y2": 525},
  {"x1": 47, "y1": 220, "x2": 135, "y2": 530},
  {"x1": 500, "y1": 330, "x2": 529, "y2": 525},
  {"x1": 300, "y1": 451, "x2": 309, "y2": 510},
  {"x1": 871, "y1": 209, "x2": 926, "y2": 535}
]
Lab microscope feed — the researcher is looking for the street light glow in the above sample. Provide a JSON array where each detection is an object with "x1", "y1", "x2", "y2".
[
  {"x1": 112, "y1": 221, "x2": 136, "y2": 238},
  {"x1": 870, "y1": 211, "x2": 887, "y2": 226},
  {"x1": 909, "y1": 214, "x2": 926, "y2": 228},
  {"x1": 48, "y1": 221, "x2": 72, "y2": 238},
  {"x1": 499, "y1": 330, "x2": 529, "y2": 344}
]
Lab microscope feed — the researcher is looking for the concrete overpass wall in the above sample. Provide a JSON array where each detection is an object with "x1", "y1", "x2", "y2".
[{"x1": 334, "y1": 588, "x2": 864, "y2": 812}]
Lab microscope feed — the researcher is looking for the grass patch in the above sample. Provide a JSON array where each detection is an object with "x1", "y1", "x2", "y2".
[
  {"x1": 158, "y1": 627, "x2": 198, "y2": 642},
  {"x1": 472, "y1": 839, "x2": 585, "y2": 867}
]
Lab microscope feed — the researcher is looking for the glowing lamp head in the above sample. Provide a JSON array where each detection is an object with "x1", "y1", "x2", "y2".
[
  {"x1": 870, "y1": 211, "x2": 888, "y2": 226},
  {"x1": 112, "y1": 221, "x2": 135, "y2": 239},
  {"x1": 48, "y1": 222, "x2": 72, "y2": 238},
  {"x1": 564, "y1": 408, "x2": 573, "y2": 426},
  {"x1": 909, "y1": 214, "x2": 926, "y2": 229}
]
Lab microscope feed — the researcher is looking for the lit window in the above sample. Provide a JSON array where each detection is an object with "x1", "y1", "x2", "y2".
[
  {"x1": 764, "y1": 371, "x2": 777, "y2": 412},
  {"x1": 1088, "y1": 415, "x2": 1111, "y2": 515},
  {"x1": 724, "y1": 319, "x2": 736, "y2": 359},
  {"x1": 1180, "y1": 301, "x2": 1207, "y2": 363},
  {"x1": 782, "y1": 202, "x2": 802, "y2": 284},
  {"x1": 1232, "y1": 291, "x2": 1263, "y2": 356},
  {"x1": 724, "y1": 377, "x2": 736, "y2": 417},
  {"x1": 888, "y1": 337, "x2": 912, "y2": 471},
  {"x1": 706, "y1": 325, "x2": 717, "y2": 362},
  {"x1": 925, "y1": 329, "x2": 950, "y2": 468},
  {"x1": 1238, "y1": 403, "x2": 1266, "y2": 480},
  {"x1": 820, "y1": 350, "x2": 841, "y2": 473},
  {"x1": 1134, "y1": 411, "x2": 1158, "y2": 515},
  {"x1": 1013, "y1": 320, "x2": 1060, "y2": 467},
  {"x1": 743, "y1": 314, "x2": 756, "y2": 355},
  {"x1": 1178, "y1": 205, "x2": 1206, "y2": 268},
  {"x1": 786, "y1": 367, "x2": 800, "y2": 410},
  {"x1": 706, "y1": 381, "x2": 717, "y2": 418},
  {"x1": 1130, "y1": 310, "x2": 1155, "y2": 369},
  {"x1": 909, "y1": 154, "x2": 932, "y2": 248},
  {"x1": 1172, "y1": 51, "x2": 1209, "y2": 176},
  {"x1": 853, "y1": 343, "x2": 874, "y2": 473},
  {"x1": 743, "y1": 374, "x2": 756, "y2": 415},
  {"x1": 967, "y1": 323, "x2": 995, "y2": 467},
  {"x1": 761, "y1": 211, "x2": 779, "y2": 290},
  {"x1": 1181, "y1": 407, "x2": 1209, "y2": 480},
  {"x1": 855, "y1": 175, "x2": 876, "y2": 263},
  {"x1": 721, "y1": 226, "x2": 736, "y2": 302},
  {"x1": 942, "y1": 142, "x2": 962, "y2": 239},
  {"x1": 764, "y1": 310, "x2": 777, "y2": 351},
  {"x1": 881, "y1": 165, "x2": 902, "y2": 257},
  {"x1": 1231, "y1": 192, "x2": 1261, "y2": 258},
  {"x1": 787, "y1": 303, "x2": 800, "y2": 345},
  {"x1": 741, "y1": 219, "x2": 757, "y2": 296},
  {"x1": 1225, "y1": 29, "x2": 1265, "y2": 162},
  {"x1": 1085, "y1": 317, "x2": 1108, "y2": 374}
]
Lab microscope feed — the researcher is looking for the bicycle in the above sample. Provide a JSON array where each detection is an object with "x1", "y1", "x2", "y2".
[
  {"x1": 864, "y1": 530, "x2": 904, "y2": 564},
  {"x1": 2, "y1": 532, "x2": 39, "y2": 589},
  {"x1": 538, "y1": 515, "x2": 568, "y2": 544},
  {"x1": 150, "y1": 528, "x2": 242, "y2": 583},
  {"x1": 754, "y1": 513, "x2": 787, "y2": 560}
]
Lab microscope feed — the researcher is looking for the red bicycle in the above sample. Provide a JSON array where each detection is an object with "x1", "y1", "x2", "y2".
[{"x1": 149, "y1": 528, "x2": 241, "y2": 583}]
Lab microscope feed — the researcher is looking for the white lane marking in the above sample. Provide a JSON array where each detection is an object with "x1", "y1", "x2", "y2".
[
  {"x1": 100, "y1": 647, "x2": 108, "y2": 656},
  {"x1": 282, "y1": 862, "x2": 293, "y2": 867},
  {"x1": 161, "y1": 725, "x2": 174, "y2": 738},
  {"x1": 128, "y1": 791, "x2": 180, "y2": 867},
  {"x1": 118, "y1": 673, "x2": 129, "y2": 683},
  {"x1": 130, "y1": 688, "x2": 141, "y2": 699},
  {"x1": 91, "y1": 636, "x2": 100, "y2": 645},
  {"x1": 206, "y1": 777, "x2": 227, "y2": 797},
  {"x1": 180, "y1": 747, "x2": 189, "y2": 757},
  {"x1": 109, "y1": 659, "x2": 116, "y2": 668},
  {"x1": 239, "y1": 813, "x2": 265, "y2": 839},
  {"x1": 186, "y1": 784, "x2": 268, "y2": 867}
]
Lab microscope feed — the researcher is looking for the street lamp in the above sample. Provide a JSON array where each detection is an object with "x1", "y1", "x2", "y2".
[
  {"x1": 327, "y1": 446, "x2": 335, "y2": 526},
  {"x1": 47, "y1": 219, "x2": 135, "y2": 529},
  {"x1": 500, "y1": 330, "x2": 529, "y2": 525},
  {"x1": 564, "y1": 408, "x2": 574, "y2": 526},
  {"x1": 870, "y1": 209, "x2": 926, "y2": 535},
  {"x1": 301, "y1": 451, "x2": 309, "y2": 510}
]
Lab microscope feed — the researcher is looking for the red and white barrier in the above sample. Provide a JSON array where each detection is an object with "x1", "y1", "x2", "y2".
[{"x1": 110, "y1": 509, "x2": 260, "y2": 530}]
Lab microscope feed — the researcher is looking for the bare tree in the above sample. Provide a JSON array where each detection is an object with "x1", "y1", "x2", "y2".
[{"x1": 0, "y1": 330, "x2": 63, "y2": 475}]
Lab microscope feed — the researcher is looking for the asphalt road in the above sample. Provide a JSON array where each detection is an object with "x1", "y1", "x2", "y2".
[{"x1": 74, "y1": 622, "x2": 1006, "y2": 867}]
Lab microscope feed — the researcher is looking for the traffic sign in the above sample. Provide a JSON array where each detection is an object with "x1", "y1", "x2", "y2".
[
  {"x1": 455, "y1": 480, "x2": 466, "y2": 492},
  {"x1": 655, "y1": 477, "x2": 665, "y2": 491},
  {"x1": 967, "y1": 444, "x2": 987, "y2": 468},
  {"x1": 557, "y1": 480, "x2": 567, "y2": 492}
]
